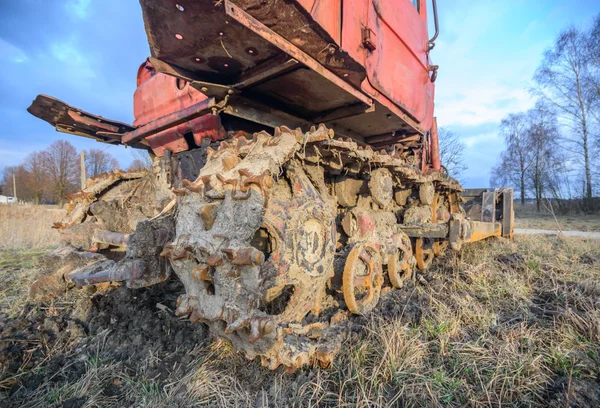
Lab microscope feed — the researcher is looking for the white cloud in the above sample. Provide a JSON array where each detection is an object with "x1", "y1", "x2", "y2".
[
  {"x1": 0, "y1": 38, "x2": 28, "y2": 63},
  {"x1": 436, "y1": 85, "x2": 534, "y2": 127},
  {"x1": 50, "y1": 36, "x2": 96, "y2": 81},
  {"x1": 65, "y1": 0, "x2": 91, "y2": 19}
]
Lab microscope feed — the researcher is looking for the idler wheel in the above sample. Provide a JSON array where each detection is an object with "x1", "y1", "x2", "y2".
[
  {"x1": 415, "y1": 238, "x2": 435, "y2": 270},
  {"x1": 342, "y1": 243, "x2": 383, "y2": 315}
]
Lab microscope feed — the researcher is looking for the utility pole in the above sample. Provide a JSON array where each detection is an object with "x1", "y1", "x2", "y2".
[
  {"x1": 13, "y1": 173, "x2": 17, "y2": 202},
  {"x1": 80, "y1": 151, "x2": 86, "y2": 190}
]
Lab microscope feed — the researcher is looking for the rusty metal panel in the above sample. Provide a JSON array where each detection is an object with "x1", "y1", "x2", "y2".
[
  {"x1": 27, "y1": 95, "x2": 135, "y2": 144},
  {"x1": 145, "y1": 114, "x2": 227, "y2": 157},
  {"x1": 502, "y1": 188, "x2": 514, "y2": 237},
  {"x1": 122, "y1": 97, "x2": 217, "y2": 145},
  {"x1": 398, "y1": 223, "x2": 447, "y2": 238},
  {"x1": 133, "y1": 62, "x2": 210, "y2": 127},
  {"x1": 363, "y1": 0, "x2": 434, "y2": 128},
  {"x1": 296, "y1": 0, "x2": 342, "y2": 44},
  {"x1": 134, "y1": 0, "x2": 431, "y2": 143},
  {"x1": 250, "y1": 68, "x2": 360, "y2": 114},
  {"x1": 226, "y1": 1, "x2": 372, "y2": 108},
  {"x1": 340, "y1": 0, "x2": 369, "y2": 68},
  {"x1": 139, "y1": 0, "x2": 281, "y2": 82},
  {"x1": 233, "y1": 0, "x2": 365, "y2": 87}
]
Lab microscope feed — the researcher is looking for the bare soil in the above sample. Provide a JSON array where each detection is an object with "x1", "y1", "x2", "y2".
[{"x1": 1, "y1": 276, "x2": 209, "y2": 407}]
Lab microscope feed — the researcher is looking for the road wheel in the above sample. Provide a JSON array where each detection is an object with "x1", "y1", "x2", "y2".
[
  {"x1": 415, "y1": 237, "x2": 435, "y2": 270},
  {"x1": 343, "y1": 243, "x2": 383, "y2": 315}
]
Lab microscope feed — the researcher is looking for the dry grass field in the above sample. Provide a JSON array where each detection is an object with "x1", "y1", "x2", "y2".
[
  {"x1": 514, "y1": 203, "x2": 600, "y2": 232},
  {"x1": 0, "y1": 205, "x2": 65, "y2": 250},
  {"x1": 0, "y1": 204, "x2": 599, "y2": 407}
]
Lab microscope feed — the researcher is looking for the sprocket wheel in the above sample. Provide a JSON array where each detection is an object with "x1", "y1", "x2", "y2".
[{"x1": 342, "y1": 243, "x2": 383, "y2": 315}]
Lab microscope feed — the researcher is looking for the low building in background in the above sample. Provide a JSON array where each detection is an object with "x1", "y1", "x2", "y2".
[{"x1": 0, "y1": 195, "x2": 17, "y2": 204}]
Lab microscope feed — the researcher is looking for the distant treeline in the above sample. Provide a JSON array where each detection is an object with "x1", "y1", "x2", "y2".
[
  {"x1": 492, "y1": 14, "x2": 600, "y2": 214},
  {"x1": 0, "y1": 140, "x2": 149, "y2": 205}
]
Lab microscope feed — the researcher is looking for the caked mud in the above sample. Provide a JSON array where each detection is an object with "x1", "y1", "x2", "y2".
[{"x1": 1, "y1": 278, "x2": 208, "y2": 406}]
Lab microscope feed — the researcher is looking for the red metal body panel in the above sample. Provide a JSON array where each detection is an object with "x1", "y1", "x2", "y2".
[
  {"x1": 310, "y1": 0, "x2": 436, "y2": 132},
  {"x1": 134, "y1": 0, "x2": 437, "y2": 161},
  {"x1": 338, "y1": 0, "x2": 434, "y2": 129},
  {"x1": 133, "y1": 61, "x2": 208, "y2": 127},
  {"x1": 145, "y1": 114, "x2": 227, "y2": 157},
  {"x1": 133, "y1": 61, "x2": 226, "y2": 156},
  {"x1": 430, "y1": 118, "x2": 441, "y2": 170},
  {"x1": 296, "y1": 0, "x2": 342, "y2": 44},
  {"x1": 29, "y1": 0, "x2": 439, "y2": 167},
  {"x1": 364, "y1": 0, "x2": 434, "y2": 129}
]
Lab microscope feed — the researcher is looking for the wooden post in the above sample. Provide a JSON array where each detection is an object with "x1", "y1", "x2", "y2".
[
  {"x1": 13, "y1": 173, "x2": 17, "y2": 202},
  {"x1": 80, "y1": 151, "x2": 86, "y2": 190}
]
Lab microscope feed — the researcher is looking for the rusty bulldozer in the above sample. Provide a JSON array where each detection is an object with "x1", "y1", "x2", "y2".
[{"x1": 27, "y1": 0, "x2": 513, "y2": 371}]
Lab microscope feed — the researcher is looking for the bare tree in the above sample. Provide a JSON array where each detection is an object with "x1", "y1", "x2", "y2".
[
  {"x1": 1, "y1": 166, "x2": 19, "y2": 197},
  {"x1": 41, "y1": 140, "x2": 79, "y2": 206},
  {"x1": 533, "y1": 26, "x2": 597, "y2": 200},
  {"x1": 128, "y1": 149, "x2": 153, "y2": 171},
  {"x1": 490, "y1": 113, "x2": 530, "y2": 206},
  {"x1": 587, "y1": 15, "x2": 600, "y2": 197},
  {"x1": 85, "y1": 148, "x2": 119, "y2": 177},
  {"x1": 526, "y1": 102, "x2": 560, "y2": 212},
  {"x1": 587, "y1": 14, "x2": 600, "y2": 100},
  {"x1": 23, "y1": 151, "x2": 49, "y2": 204},
  {"x1": 438, "y1": 127, "x2": 467, "y2": 180}
]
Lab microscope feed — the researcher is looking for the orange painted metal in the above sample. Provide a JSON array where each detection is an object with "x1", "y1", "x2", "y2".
[
  {"x1": 122, "y1": 96, "x2": 216, "y2": 146},
  {"x1": 145, "y1": 114, "x2": 227, "y2": 157},
  {"x1": 469, "y1": 222, "x2": 503, "y2": 242},
  {"x1": 133, "y1": 61, "x2": 209, "y2": 127},
  {"x1": 32, "y1": 0, "x2": 439, "y2": 161},
  {"x1": 103, "y1": 0, "x2": 438, "y2": 158},
  {"x1": 337, "y1": 0, "x2": 435, "y2": 131},
  {"x1": 296, "y1": 0, "x2": 342, "y2": 44}
]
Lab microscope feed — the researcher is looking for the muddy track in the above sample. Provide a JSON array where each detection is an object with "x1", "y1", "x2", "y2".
[{"x1": 27, "y1": 125, "x2": 467, "y2": 372}]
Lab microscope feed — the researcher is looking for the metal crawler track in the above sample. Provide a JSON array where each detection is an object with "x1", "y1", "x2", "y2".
[
  {"x1": 160, "y1": 125, "x2": 462, "y2": 370},
  {"x1": 32, "y1": 125, "x2": 464, "y2": 370},
  {"x1": 29, "y1": 167, "x2": 175, "y2": 302}
]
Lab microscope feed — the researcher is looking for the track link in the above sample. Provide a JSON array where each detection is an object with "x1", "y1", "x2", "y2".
[
  {"x1": 29, "y1": 166, "x2": 175, "y2": 302},
  {"x1": 32, "y1": 125, "x2": 463, "y2": 370},
  {"x1": 162, "y1": 125, "x2": 462, "y2": 371}
]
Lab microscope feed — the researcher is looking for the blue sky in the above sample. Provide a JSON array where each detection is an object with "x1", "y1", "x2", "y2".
[{"x1": 1, "y1": 0, "x2": 599, "y2": 187}]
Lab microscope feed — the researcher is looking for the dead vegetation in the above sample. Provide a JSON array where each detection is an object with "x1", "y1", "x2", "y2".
[
  {"x1": 514, "y1": 203, "x2": 600, "y2": 232},
  {"x1": 0, "y1": 205, "x2": 65, "y2": 250},
  {"x1": 1, "y1": 208, "x2": 599, "y2": 407}
]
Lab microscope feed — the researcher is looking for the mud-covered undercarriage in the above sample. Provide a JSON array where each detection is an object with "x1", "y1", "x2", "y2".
[
  {"x1": 30, "y1": 125, "x2": 512, "y2": 371},
  {"x1": 25, "y1": 0, "x2": 515, "y2": 372}
]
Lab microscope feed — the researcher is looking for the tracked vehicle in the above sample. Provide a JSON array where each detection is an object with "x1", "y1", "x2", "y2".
[{"x1": 28, "y1": 0, "x2": 513, "y2": 370}]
